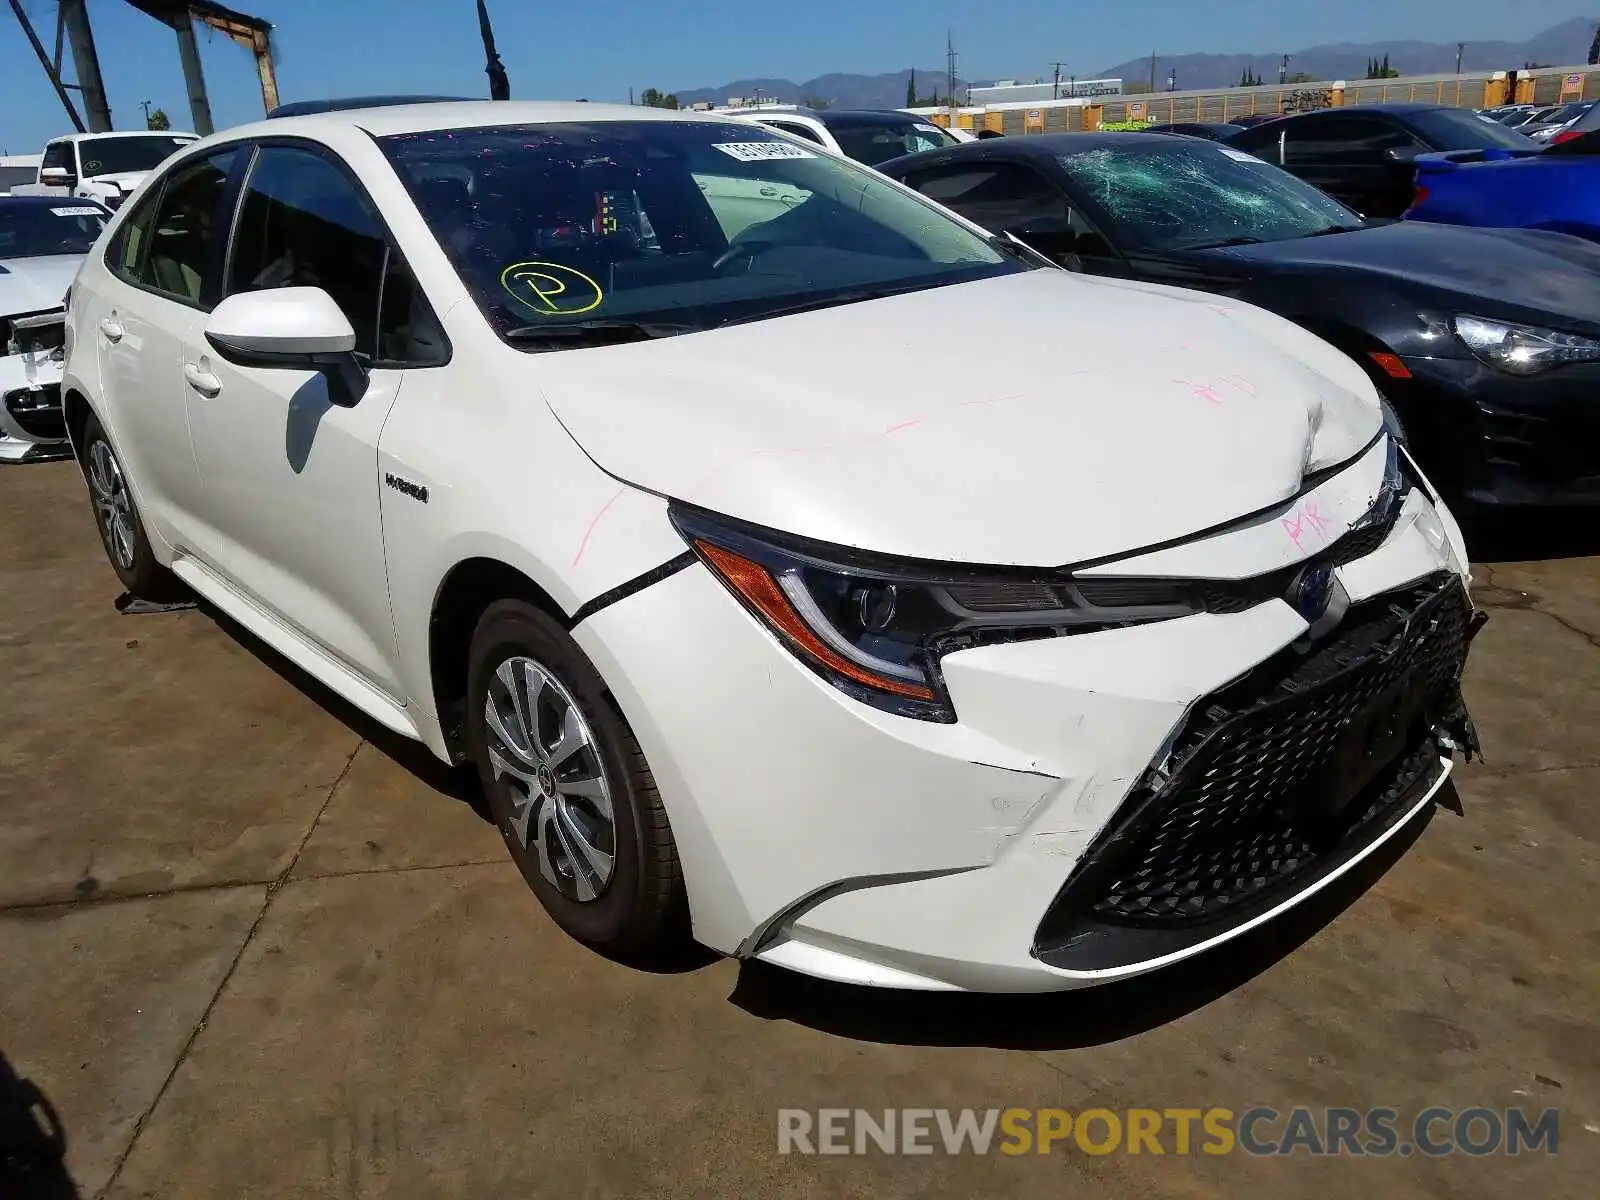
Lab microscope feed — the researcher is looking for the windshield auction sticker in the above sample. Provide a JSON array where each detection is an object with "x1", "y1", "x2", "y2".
[
  {"x1": 51, "y1": 206, "x2": 103, "y2": 217},
  {"x1": 713, "y1": 141, "x2": 818, "y2": 161},
  {"x1": 500, "y1": 261, "x2": 604, "y2": 316}
]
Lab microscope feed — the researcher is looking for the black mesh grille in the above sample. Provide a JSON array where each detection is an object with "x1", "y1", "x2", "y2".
[
  {"x1": 1038, "y1": 574, "x2": 1471, "y2": 941},
  {"x1": 3, "y1": 383, "x2": 64, "y2": 438}
]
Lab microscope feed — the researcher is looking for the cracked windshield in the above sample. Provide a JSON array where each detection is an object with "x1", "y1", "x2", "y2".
[{"x1": 1057, "y1": 141, "x2": 1361, "y2": 251}]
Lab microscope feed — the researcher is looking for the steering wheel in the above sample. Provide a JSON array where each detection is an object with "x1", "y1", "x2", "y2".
[{"x1": 712, "y1": 237, "x2": 776, "y2": 273}]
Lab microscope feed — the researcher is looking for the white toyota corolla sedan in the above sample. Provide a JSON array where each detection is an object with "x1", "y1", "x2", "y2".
[{"x1": 61, "y1": 101, "x2": 1483, "y2": 992}]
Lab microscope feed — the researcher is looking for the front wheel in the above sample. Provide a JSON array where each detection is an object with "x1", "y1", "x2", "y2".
[
  {"x1": 465, "y1": 600, "x2": 688, "y2": 956},
  {"x1": 78, "y1": 411, "x2": 175, "y2": 600}
]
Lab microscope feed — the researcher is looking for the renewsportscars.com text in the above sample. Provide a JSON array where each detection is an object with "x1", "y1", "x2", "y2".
[{"x1": 776, "y1": 1106, "x2": 1560, "y2": 1157}]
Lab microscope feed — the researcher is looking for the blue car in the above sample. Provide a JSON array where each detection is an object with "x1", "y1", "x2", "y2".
[{"x1": 1404, "y1": 129, "x2": 1600, "y2": 242}]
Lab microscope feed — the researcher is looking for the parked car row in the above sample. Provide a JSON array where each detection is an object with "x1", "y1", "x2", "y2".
[
  {"x1": 1133, "y1": 101, "x2": 1600, "y2": 247},
  {"x1": 40, "y1": 99, "x2": 1484, "y2": 995}
]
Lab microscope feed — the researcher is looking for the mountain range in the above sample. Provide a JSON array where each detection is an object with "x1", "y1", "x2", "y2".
[{"x1": 669, "y1": 16, "x2": 1597, "y2": 108}]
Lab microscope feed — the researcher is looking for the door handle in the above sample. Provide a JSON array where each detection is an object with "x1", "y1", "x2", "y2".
[
  {"x1": 183, "y1": 362, "x2": 222, "y2": 398},
  {"x1": 98, "y1": 317, "x2": 123, "y2": 343}
]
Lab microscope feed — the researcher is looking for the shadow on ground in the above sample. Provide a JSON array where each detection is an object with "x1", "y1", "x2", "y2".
[
  {"x1": 0, "y1": 1052, "x2": 81, "y2": 1200},
  {"x1": 115, "y1": 588, "x2": 488, "y2": 820},
  {"x1": 1466, "y1": 509, "x2": 1600, "y2": 566},
  {"x1": 729, "y1": 796, "x2": 1442, "y2": 1050}
]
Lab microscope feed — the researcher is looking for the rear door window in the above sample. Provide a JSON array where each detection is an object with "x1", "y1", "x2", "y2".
[{"x1": 133, "y1": 149, "x2": 238, "y2": 303}]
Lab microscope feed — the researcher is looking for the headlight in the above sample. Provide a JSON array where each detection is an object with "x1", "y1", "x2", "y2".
[
  {"x1": 1452, "y1": 314, "x2": 1600, "y2": 375},
  {"x1": 673, "y1": 505, "x2": 1207, "y2": 722}
]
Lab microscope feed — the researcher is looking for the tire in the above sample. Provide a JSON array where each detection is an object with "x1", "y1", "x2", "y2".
[
  {"x1": 465, "y1": 599, "x2": 687, "y2": 955},
  {"x1": 78, "y1": 411, "x2": 175, "y2": 600}
]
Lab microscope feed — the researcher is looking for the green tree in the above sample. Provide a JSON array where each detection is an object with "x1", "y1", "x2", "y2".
[
  {"x1": 1286, "y1": 71, "x2": 1317, "y2": 84},
  {"x1": 906, "y1": 70, "x2": 916, "y2": 107},
  {"x1": 1588, "y1": 24, "x2": 1599, "y2": 66},
  {"x1": 146, "y1": 107, "x2": 171, "y2": 130},
  {"x1": 1238, "y1": 67, "x2": 1261, "y2": 87},
  {"x1": 638, "y1": 87, "x2": 679, "y2": 109},
  {"x1": 801, "y1": 93, "x2": 831, "y2": 109}
]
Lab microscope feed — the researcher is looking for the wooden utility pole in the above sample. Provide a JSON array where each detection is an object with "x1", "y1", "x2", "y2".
[{"x1": 946, "y1": 31, "x2": 957, "y2": 120}]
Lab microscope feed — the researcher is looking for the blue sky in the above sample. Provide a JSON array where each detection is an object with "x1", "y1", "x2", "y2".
[{"x1": 1, "y1": 1, "x2": 1586, "y2": 153}]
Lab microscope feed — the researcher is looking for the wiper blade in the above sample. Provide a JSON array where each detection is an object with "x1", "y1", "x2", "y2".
[
  {"x1": 993, "y1": 231, "x2": 1057, "y2": 268},
  {"x1": 502, "y1": 319, "x2": 697, "y2": 348},
  {"x1": 1306, "y1": 223, "x2": 1365, "y2": 237},
  {"x1": 1203, "y1": 235, "x2": 1265, "y2": 247},
  {"x1": 715, "y1": 286, "x2": 921, "y2": 328}
]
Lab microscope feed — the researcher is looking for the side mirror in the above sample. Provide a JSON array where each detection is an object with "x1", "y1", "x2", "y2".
[
  {"x1": 204, "y1": 287, "x2": 368, "y2": 407},
  {"x1": 40, "y1": 166, "x2": 75, "y2": 186}
]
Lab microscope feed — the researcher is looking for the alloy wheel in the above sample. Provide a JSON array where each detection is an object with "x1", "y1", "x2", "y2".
[
  {"x1": 86, "y1": 438, "x2": 136, "y2": 570},
  {"x1": 483, "y1": 656, "x2": 617, "y2": 902}
]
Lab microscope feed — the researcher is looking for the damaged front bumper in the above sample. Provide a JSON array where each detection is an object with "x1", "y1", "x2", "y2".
[
  {"x1": 577, "y1": 456, "x2": 1483, "y2": 993},
  {"x1": 1, "y1": 312, "x2": 71, "y2": 462}
]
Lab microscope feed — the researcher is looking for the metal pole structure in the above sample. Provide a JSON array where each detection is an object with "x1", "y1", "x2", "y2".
[
  {"x1": 477, "y1": 0, "x2": 510, "y2": 100},
  {"x1": 7, "y1": 0, "x2": 86, "y2": 131},
  {"x1": 1456, "y1": 43, "x2": 1465, "y2": 74},
  {"x1": 1051, "y1": 62, "x2": 1062, "y2": 99},
  {"x1": 60, "y1": 0, "x2": 113, "y2": 131},
  {"x1": 173, "y1": 15, "x2": 215, "y2": 135},
  {"x1": 254, "y1": 34, "x2": 280, "y2": 113}
]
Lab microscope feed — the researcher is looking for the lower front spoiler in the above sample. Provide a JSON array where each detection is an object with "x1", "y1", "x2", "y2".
[
  {"x1": 753, "y1": 758, "x2": 1456, "y2": 993},
  {"x1": 0, "y1": 434, "x2": 72, "y2": 464}
]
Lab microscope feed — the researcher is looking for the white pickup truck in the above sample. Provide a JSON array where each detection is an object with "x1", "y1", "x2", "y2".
[{"x1": 10, "y1": 131, "x2": 196, "y2": 211}]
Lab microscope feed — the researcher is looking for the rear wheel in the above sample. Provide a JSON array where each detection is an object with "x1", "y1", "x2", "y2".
[
  {"x1": 465, "y1": 600, "x2": 687, "y2": 955},
  {"x1": 78, "y1": 411, "x2": 175, "y2": 600}
]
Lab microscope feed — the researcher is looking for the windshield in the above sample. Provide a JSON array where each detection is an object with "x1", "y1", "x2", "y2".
[
  {"x1": 818, "y1": 113, "x2": 958, "y2": 165},
  {"x1": 76, "y1": 136, "x2": 194, "y2": 176},
  {"x1": 1056, "y1": 141, "x2": 1361, "y2": 252},
  {"x1": 380, "y1": 120, "x2": 1021, "y2": 346},
  {"x1": 1408, "y1": 108, "x2": 1539, "y2": 150},
  {"x1": 0, "y1": 201, "x2": 106, "y2": 258}
]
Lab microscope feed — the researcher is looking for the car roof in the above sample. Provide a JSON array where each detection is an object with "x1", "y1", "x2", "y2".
[
  {"x1": 205, "y1": 99, "x2": 729, "y2": 144},
  {"x1": 181, "y1": 98, "x2": 736, "y2": 153},
  {"x1": 48, "y1": 130, "x2": 197, "y2": 142},
  {"x1": 268, "y1": 94, "x2": 473, "y2": 118},
  {"x1": 0, "y1": 193, "x2": 109, "y2": 210},
  {"x1": 1262, "y1": 103, "x2": 1452, "y2": 120}
]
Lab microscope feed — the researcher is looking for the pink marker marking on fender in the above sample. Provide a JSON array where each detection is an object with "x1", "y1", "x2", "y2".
[
  {"x1": 572, "y1": 486, "x2": 627, "y2": 566},
  {"x1": 885, "y1": 417, "x2": 926, "y2": 434},
  {"x1": 1281, "y1": 511, "x2": 1307, "y2": 548},
  {"x1": 1222, "y1": 374, "x2": 1258, "y2": 397}
]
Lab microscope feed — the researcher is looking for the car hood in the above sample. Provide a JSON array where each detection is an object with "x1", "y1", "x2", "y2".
[
  {"x1": 0, "y1": 254, "x2": 80, "y2": 318},
  {"x1": 83, "y1": 171, "x2": 148, "y2": 190},
  {"x1": 537, "y1": 270, "x2": 1382, "y2": 567},
  {"x1": 1202, "y1": 222, "x2": 1600, "y2": 334}
]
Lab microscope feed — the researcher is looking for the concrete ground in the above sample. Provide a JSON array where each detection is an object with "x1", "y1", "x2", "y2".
[{"x1": 2, "y1": 458, "x2": 1596, "y2": 1199}]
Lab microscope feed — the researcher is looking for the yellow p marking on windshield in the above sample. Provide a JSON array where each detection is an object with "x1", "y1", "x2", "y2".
[{"x1": 500, "y1": 261, "x2": 604, "y2": 316}]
